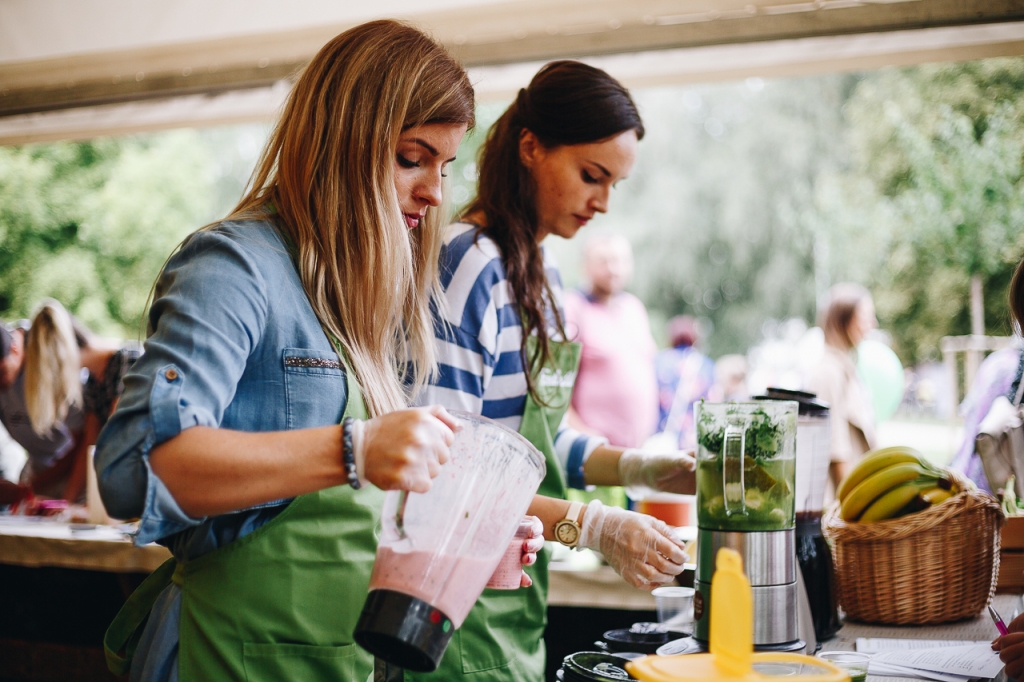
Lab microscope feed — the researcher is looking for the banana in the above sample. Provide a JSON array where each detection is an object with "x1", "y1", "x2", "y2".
[
  {"x1": 839, "y1": 463, "x2": 935, "y2": 522},
  {"x1": 920, "y1": 487, "x2": 953, "y2": 506},
  {"x1": 858, "y1": 483, "x2": 922, "y2": 522},
  {"x1": 836, "y1": 447, "x2": 931, "y2": 502}
]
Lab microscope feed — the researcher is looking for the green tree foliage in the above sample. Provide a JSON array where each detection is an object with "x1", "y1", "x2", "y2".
[
  {"x1": 836, "y1": 59, "x2": 1024, "y2": 363},
  {"x1": 559, "y1": 75, "x2": 856, "y2": 357},
  {"x1": 0, "y1": 128, "x2": 263, "y2": 338}
]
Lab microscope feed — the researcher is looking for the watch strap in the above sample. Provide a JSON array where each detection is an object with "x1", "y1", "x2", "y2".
[{"x1": 565, "y1": 500, "x2": 584, "y2": 525}]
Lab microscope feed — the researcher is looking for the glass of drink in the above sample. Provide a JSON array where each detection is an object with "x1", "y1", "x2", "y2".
[{"x1": 817, "y1": 651, "x2": 869, "y2": 682}]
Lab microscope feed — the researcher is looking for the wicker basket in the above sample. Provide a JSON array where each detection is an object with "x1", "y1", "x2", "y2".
[{"x1": 822, "y1": 469, "x2": 1003, "y2": 625}]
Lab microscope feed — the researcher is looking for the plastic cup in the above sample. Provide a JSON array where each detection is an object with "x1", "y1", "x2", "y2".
[
  {"x1": 652, "y1": 586, "x2": 694, "y2": 630},
  {"x1": 485, "y1": 518, "x2": 534, "y2": 589},
  {"x1": 817, "y1": 651, "x2": 869, "y2": 682}
]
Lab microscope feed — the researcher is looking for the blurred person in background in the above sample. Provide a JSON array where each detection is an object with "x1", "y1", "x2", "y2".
[
  {"x1": 807, "y1": 283, "x2": 878, "y2": 489},
  {"x1": 21, "y1": 299, "x2": 140, "y2": 502},
  {"x1": 0, "y1": 315, "x2": 87, "y2": 502},
  {"x1": 950, "y1": 344, "x2": 1020, "y2": 493},
  {"x1": 565, "y1": 234, "x2": 659, "y2": 448},
  {"x1": 0, "y1": 321, "x2": 34, "y2": 506},
  {"x1": 656, "y1": 315, "x2": 714, "y2": 449},
  {"x1": 708, "y1": 354, "x2": 749, "y2": 402}
]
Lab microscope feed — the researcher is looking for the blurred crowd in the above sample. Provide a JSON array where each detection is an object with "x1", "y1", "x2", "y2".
[
  {"x1": 0, "y1": 299, "x2": 139, "y2": 507},
  {"x1": 562, "y1": 235, "x2": 1022, "y2": 498}
]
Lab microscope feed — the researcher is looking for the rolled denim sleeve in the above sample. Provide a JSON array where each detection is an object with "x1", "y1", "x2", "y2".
[{"x1": 95, "y1": 229, "x2": 269, "y2": 545}]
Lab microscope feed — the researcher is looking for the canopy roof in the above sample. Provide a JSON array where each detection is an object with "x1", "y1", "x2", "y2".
[{"x1": 2, "y1": 0, "x2": 1023, "y2": 144}]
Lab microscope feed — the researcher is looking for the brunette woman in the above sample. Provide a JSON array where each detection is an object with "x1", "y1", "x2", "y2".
[
  {"x1": 413, "y1": 61, "x2": 696, "y2": 680},
  {"x1": 97, "y1": 21, "x2": 476, "y2": 681},
  {"x1": 807, "y1": 283, "x2": 879, "y2": 489}
]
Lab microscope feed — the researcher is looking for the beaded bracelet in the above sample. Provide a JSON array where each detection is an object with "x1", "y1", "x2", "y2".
[{"x1": 342, "y1": 417, "x2": 361, "y2": 489}]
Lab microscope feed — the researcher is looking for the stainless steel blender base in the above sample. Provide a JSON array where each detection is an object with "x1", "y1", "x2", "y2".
[
  {"x1": 696, "y1": 529, "x2": 795, "y2": 586},
  {"x1": 694, "y1": 529, "x2": 799, "y2": 646},
  {"x1": 693, "y1": 580, "x2": 799, "y2": 646}
]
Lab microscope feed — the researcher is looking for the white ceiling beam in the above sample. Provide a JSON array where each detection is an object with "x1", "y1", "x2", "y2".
[
  {"x1": 2, "y1": 21, "x2": 1022, "y2": 146},
  {"x1": 2, "y1": 0, "x2": 1023, "y2": 117}
]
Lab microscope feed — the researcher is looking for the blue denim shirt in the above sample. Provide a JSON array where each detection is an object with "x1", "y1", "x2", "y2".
[
  {"x1": 96, "y1": 219, "x2": 350, "y2": 557},
  {"x1": 94, "y1": 219, "x2": 352, "y2": 682}
]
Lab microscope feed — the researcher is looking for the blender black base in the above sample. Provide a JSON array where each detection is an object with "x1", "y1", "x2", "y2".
[{"x1": 354, "y1": 590, "x2": 454, "y2": 673}]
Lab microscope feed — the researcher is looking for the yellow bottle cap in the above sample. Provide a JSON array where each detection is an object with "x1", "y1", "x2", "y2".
[{"x1": 626, "y1": 548, "x2": 849, "y2": 682}]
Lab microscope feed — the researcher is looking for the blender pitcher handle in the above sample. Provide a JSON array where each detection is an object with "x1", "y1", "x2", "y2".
[
  {"x1": 723, "y1": 417, "x2": 747, "y2": 515},
  {"x1": 394, "y1": 490, "x2": 409, "y2": 540}
]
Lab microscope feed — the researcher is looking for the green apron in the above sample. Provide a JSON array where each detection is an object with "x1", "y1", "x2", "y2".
[
  {"x1": 407, "y1": 334, "x2": 581, "y2": 681},
  {"x1": 104, "y1": 363, "x2": 382, "y2": 681}
]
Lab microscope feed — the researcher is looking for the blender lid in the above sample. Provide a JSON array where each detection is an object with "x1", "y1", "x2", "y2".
[
  {"x1": 601, "y1": 623, "x2": 686, "y2": 654},
  {"x1": 754, "y1": 388, "x2": 829, "y2": 416},
  {"x1": 563, "y1": 652, "x2": 639, "y2": 681}
]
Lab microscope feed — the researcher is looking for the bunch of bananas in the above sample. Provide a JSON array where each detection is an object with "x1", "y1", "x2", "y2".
[{"x1": 837, "y1": 446, "x2": 958, "y2": 523}]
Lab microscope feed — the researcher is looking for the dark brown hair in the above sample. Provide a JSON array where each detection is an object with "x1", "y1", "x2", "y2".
[
  {"x1": 820, "y1": 283, "x2": 871, "y2": 351},
  {"x1": 464, "y1": 61, "x2": 643, "y2": 400}
]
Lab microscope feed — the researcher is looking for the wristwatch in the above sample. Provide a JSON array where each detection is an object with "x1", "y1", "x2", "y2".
[{"x1": 554, "y1": 501, "x2": 585, "y2": 548}]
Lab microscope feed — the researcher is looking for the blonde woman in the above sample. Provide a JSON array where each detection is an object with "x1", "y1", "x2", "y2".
[
  {"x1": 96, "y1": 21, "x2": 480, "y2": 681},
  {"x1": 21, "y1": 299, "x2": 138, "y2": 501}
]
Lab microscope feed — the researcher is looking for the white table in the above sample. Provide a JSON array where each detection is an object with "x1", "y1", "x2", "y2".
[{"x1": 0, "y1": 515, "x2": 171, "y2": 573}]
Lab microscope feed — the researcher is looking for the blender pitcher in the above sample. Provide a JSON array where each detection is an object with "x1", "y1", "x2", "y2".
[
  {"x1": 693, "y1": 400, "x2": 800, "y2": 649},
  {"x1": 755, "y1": 388, "x2": 842, "y2": 642},
  {"x1": 354, "y1": 411, "x2": 546, "y2": 672}
]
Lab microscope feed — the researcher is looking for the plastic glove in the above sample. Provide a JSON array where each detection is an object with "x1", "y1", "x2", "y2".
[
  {"x1": 618, "y1": 449, "x2": 696, "y2": 499},
  {"x1": 578, "y1": 500, "x2": 688, "y2": 590}
]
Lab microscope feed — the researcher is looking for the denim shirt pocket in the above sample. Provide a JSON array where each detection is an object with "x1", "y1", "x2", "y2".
[{"x1": 282, "y1": 348, "x2": 347, "y2": 429}]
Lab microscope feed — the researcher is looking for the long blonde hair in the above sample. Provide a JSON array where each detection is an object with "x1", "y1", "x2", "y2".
[
  {"x1": 24, "y1": 299, "x2": 82, "y2": 435},
  {"x1": 227, "y1": 20, "x2": 474, "y2": 416}
]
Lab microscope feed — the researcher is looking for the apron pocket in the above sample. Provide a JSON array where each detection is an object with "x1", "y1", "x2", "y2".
[{"x1": 243, "y1": 641, "x2": 365, "y2": 681}]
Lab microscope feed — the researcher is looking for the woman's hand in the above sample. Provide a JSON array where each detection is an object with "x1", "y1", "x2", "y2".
[
  {"x1": 994, "y1": 612, "x2": 1024, "y2": 679},
  {"x1": 578, "y1": 500, "x2": 688, "y2": 590},
  {"x1": 361, "y1": 405, "x2": 460, "y2": 492},
  {"x1": 618, "y1": 449, "x2": 696, "y2": 498},
  {"x1": 517, "y1": 516, "x2": 545, "y2": 588}
]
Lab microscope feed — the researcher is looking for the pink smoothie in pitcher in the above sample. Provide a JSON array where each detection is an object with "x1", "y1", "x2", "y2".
[{"x1": 369, "y1": 547, "x2": 501, "y2": 627}]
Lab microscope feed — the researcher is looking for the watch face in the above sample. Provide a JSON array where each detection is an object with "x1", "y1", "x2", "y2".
[{"x1": 555, "y1": 520, "x2": 579, "y2": 546}]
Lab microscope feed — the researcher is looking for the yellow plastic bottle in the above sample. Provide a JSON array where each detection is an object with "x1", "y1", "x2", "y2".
[{"x1": 626, "y1": 548, "x2": 849, "y2": 682}]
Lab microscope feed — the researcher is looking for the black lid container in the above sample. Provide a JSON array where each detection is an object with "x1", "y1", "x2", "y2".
[
  {"x1": 599, "y1": 623, "x2": 687, "y2": 655},
  {"x1": 561, "y1": 652, "x2": 638, "y2": 681}
]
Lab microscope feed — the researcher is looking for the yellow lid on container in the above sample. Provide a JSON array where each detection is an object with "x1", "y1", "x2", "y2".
[{"x1": 626, "y1": 549, "x2": 849, "y2": 682}]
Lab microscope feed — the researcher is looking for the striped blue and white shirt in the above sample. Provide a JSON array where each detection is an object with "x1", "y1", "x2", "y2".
[{"x1": 413, "y1": 222, "x2": 606, "y2": 490}]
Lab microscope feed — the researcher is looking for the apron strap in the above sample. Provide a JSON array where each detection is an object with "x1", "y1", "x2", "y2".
[{"x1": 103, "y1": 557, "x2": 177, "y2": 676}]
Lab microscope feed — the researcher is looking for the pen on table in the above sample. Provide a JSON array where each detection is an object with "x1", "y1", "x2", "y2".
[{"x1": 990, "y1": 604, "x2": 1009, "y2": 636}]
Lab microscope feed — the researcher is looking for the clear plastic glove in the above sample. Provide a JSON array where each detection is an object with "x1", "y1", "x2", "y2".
[
  {"x1": 618, "y1": 448, "x2": 696, "y2": 499},
  {"x1": 518, "y1": 516, "x2": 545, "y2": 588},
  {"x1": 357, "y1": 405, "x2": 460, "y2": 492},
  {"x1": 578, "y1": 500, "x2": 688, "y2": 590}
]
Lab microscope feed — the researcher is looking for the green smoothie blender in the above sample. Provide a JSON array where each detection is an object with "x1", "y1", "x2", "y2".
[{"x1": 693, "y1": 400, "x2": 801, "y2": 650}]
